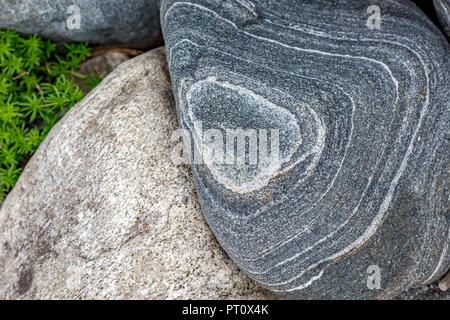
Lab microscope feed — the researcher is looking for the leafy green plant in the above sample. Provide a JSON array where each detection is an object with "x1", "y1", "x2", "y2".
[{"x1": 0, "y1": 30, "x2": 96, "y2": 201}]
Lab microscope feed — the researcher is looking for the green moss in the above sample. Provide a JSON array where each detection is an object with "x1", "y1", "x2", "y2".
[{"x1": 0, "y1": 30, "x2": 100, "y2": 201}]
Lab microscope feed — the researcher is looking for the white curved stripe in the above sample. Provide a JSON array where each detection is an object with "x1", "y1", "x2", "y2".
[
  {"x1": 271, "y1": 270, "x2": 324, "y2": 293},
  {"x1": 424, "y1": 228, "x2": 450, "y2": 284},
  {"x1": 235, "y1": 0, "x2": 257, "y2": 15}
]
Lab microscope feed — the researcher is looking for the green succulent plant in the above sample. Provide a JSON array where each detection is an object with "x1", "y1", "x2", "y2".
[{"x1": 0, "y1": 30, "x2": 100, "y2": 201}]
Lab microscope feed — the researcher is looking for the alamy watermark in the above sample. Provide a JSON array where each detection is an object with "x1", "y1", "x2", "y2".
[
  {"x1": 366, "y1": 264, "x2": 382, "y2": 290},
  {"x1": 366, "y1": 5, "x2": 381, "y2": 30},
  {"x1": 170, "y1": 121, "x2": 281, "y2": 168},
  {"x1": 66, "y1": 5, "x2": 81, "y2": 30}
]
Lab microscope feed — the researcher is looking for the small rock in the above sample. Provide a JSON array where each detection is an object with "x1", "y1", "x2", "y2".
[
  {"x1": 78, "y1": 51, "x2": 130, "y2": 77},
  {"x1": 72, "y1": 51, "x2": 130, "y2": 93},
  {"x1": 439, "y1": 271, "x2": 450, "y2": 291},
  {"x1": 397, "y1": 281, "x2": 449, "y2": 300}
]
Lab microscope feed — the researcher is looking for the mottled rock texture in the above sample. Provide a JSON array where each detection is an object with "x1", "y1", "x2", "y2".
[
  {"x1": 161, "y1": 0, "x2": 450, "y2": 299},
  {"x1": 0, "y1": 47, "x2": 275, "y2": 300},
  {"x1": 0, "y1": 0, "x2": 162, "y2": 47},
  {"x1": 434, "y1": 0, "x2": 450, "y2": 37}
]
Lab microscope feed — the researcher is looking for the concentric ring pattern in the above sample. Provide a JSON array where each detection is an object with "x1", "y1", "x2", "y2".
[{"x1": 161, "y1": 0, "x2": 450, "y2": 299}]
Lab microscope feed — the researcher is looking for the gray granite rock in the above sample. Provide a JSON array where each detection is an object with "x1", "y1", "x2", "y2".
[
  {"x1": 434, "y1": 0, "x2": 450, "y2": 37},
  {"x1": 0, "y1": 47, "x2": 275, "y2": 300},
  {"x1": 0, "y1": 0, "x2": 162, "y2": 47},
  {"x1": 161, "y1": 0, "x2": 450, "y2": 299}
]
